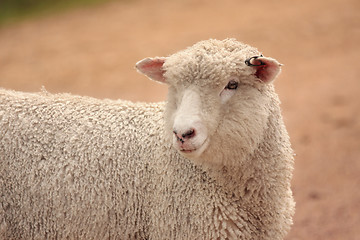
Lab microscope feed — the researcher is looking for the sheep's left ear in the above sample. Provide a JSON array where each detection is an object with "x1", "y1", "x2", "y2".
[
  {"x1": 135, "y1": 57, "x2": 167, "y2": 83},
  {"x1": 245, "y1": 56, "x2": 282, "y2": 83}
]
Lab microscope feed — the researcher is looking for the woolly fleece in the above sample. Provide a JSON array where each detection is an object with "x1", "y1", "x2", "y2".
[{"x1": 0, "y1": 39, "x2": 295, "y2": 239}]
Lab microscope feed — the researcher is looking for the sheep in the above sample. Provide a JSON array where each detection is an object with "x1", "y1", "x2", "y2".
[{"x1": 0, "y1": 38, "x2": 295, "y2": 240}]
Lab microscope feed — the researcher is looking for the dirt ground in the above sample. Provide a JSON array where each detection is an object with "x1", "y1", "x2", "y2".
[{"x1": 0, "y1": 0, "x2": 359, "y2": 239}]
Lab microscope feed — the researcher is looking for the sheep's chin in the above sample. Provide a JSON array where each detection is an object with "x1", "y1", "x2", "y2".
[{"x1": 176, "y1": 138, "x2": 209, "y2": 159}]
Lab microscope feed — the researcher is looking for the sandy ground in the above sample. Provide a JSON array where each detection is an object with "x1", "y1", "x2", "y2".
[{"x1": 0, "y1": 0, "x2": 359, "y2": 239}]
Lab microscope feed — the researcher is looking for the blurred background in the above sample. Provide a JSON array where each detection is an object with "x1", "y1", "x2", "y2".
[{"x1": 0, "y1": 0, "x2": 359, "y2": 239}]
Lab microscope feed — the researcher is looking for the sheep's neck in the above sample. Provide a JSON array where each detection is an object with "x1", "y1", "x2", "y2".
[{"x1": 201, "y1": 140, "x2": 279, "y2": 201}]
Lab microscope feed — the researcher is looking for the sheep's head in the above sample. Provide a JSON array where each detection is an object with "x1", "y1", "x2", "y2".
[{"x1": 136, "y1": 39, "x2": 282, "y2": 166}]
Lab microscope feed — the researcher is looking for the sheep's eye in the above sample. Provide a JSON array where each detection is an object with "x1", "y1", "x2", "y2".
[{"x1": 225, "y1": 80, "x2": 238, "y2": 90}]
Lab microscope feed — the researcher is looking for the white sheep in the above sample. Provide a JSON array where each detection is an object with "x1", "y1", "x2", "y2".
[{"x1": 0, "y1": 38, "x2": 295, "y2": 239}]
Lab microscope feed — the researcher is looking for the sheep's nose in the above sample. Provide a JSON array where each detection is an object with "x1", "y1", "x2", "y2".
[{"x1": 173, "y1": 128, "x2": 196, "y2": 143}]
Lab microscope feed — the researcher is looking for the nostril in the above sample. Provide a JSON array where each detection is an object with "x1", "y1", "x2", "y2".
[
  {"x1": 182, "y1": 128, "x2": 196, "y2": 139},
  {"x1": 173, "y1": 128, "x2": 196, "y2": 143},
  {"x1": 173, "y1": 130, "x2": 184, "y2": 143}
]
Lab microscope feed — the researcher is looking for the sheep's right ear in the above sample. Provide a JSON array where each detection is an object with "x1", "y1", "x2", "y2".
[{"x1": 135, "y1": 57, "x2": 167, "y2": 83}]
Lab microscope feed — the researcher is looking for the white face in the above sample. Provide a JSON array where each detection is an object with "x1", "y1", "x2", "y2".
[
  {"x1": 171, "y1": 88, "x2": 209, "y2": 158},
  {"x1": 170, "y1": 77, "x2": 240, "y2": 158}
]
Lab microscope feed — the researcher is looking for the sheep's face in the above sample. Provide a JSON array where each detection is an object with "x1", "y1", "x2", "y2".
[{"x1": 136, "y1": 39, "x2": 282, "y2": 165}]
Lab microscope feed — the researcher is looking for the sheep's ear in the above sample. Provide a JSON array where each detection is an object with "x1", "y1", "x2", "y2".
[
  {"x1": 135, "y1": 57, "x2": 167, "y2": 83},
  {"x1": 245, "y1": 56, "x2": 282, "y2": 83}
]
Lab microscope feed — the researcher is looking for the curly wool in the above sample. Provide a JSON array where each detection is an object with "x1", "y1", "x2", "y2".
[{"x1": 0, "y1": 90, "x2": 165, "y2": 239}]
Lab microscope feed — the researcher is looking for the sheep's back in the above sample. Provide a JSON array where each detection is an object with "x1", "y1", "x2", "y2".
[{"x1": 0, "y1": 88, "x2": 165, "y2": 239}]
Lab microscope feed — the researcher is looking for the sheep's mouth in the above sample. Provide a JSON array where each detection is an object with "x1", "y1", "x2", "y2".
[
  {"x1": 178, "y1": 138, "x2": 209, "y2": 157},
  {"x1": 180, "y1": 148, "x2": 196, "y2": 153}
]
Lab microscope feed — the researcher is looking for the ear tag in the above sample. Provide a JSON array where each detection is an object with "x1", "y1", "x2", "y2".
[{"x1": 245, "y1": 55, "x2": 265, "y2": 67}]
